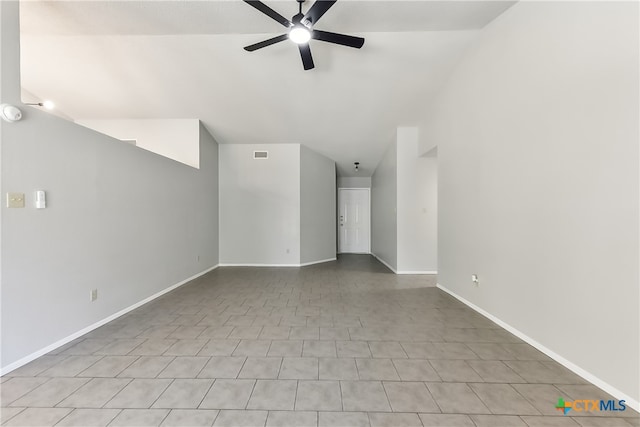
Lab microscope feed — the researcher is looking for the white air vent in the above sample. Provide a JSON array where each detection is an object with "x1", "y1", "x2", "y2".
[
  {"x1": 120, "y1": 139, "x2": 137, "y2": 146},
  {"x1": 253, "y1": 151, "x2": 269, "y2": 159}
]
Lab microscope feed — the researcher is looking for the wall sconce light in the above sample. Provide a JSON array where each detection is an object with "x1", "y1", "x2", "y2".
[
  {"x1": 354, "y1": 162, "x2": 360, "y2": 172},
  {"x1": 25, "y1": 100, "x2": 55, "y2": 110},
  {"x1": 0, "y1": 104, "x2": 23, "y2": 122}
]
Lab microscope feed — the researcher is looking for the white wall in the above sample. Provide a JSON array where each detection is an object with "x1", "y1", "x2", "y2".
[
  {"x1": 371, "y1": 141, "x2": 397, "y2": 271},
  {"x1": 1, "y1": 1, "x2": 219, "y2": 371},
  {"x1": 431, "y1": 1, "x2": 639, "y2": 406},
  {"x1": 219, "y1": 144, "x2": 301, "y2": 265},
  {"x1": 76, "y1": 119, "x2": 200, "y2": 168},
  {"x1": 300, "y1": 146, "x2": 337, "y2": 265},
  {"x1": 396, "y1": 127, "x2": 437, "y2": 273},
  {"x1": 337, "y1": 176, "x2": 371, "y2": 188},
  {"x1": 371, "y1": 128, "x2": 438, "y2": 274}
]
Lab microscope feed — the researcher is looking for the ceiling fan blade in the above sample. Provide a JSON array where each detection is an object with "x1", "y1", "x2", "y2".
[
  {"x1": 302, "y1": 0, "x2": 337, "y2": 26},
  {"x1": 243, "y1": 0, "x2": 292, "y2": 28},
  {"x1": 244, "y1": 34, "x2": 288, "y2": 52},
  {"x1": 312, "y1": 29, "x2": 364, "y2": 48},
  {"x1": 298, "y1": 44, "x2": 315, "y2": 70}
]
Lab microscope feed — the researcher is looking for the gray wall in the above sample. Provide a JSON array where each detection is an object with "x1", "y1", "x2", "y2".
[
  {"x1": 432, "y1": 1, "x2": 639, "y2": 404},
  {"x1": 219, "y1": 144, "x2": 301, "y2": 265},
  {"x1": 371, "y1": 141, "x2": 397, "y2": 270},
  {"x1": 337, "y1": 176, "x2": 371, "y2": 188},
  {"x1": 372, "y1": 129, "x2": 438, "y2": 274},
  {"x1": 396, "y1": 128, "x2": 437, "y2": 273},
  {"x1": 1, "y1": 2, "x2": 219, "y2": 370},
  {"x1": 300, "y1": 146, "x2": 337, "y2": 265}
]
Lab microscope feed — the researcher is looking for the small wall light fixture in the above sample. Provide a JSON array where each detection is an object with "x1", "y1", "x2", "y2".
[
  {"x1": 0, "y1": 104, "x2": 23, "y2": 122},
  {"x1": 354, "y1": 162, "x2": 360, "y2": 172},
  {"x1": 25, "y1": 100, "x2": 55, "y2": 110}
]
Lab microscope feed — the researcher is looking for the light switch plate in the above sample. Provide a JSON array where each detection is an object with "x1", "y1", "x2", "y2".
[{"x1": 6, "y1": 193, "x2": 25, "y2": 208}]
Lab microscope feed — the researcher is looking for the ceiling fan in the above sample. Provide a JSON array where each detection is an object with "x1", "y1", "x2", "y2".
[{"x1": 243, "y1": 0, "x2": 365, "y2": 70}]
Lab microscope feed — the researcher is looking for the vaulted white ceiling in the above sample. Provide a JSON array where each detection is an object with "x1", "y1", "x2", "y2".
[{"x1": 19, "y1": 0, "x2": 515, "y2": 176}]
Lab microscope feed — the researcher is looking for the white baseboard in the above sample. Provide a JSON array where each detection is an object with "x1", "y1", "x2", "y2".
[
  {"x1": 219, "y1": 263, "x2": 300, "y2": 267},
  {"x1": 299, "y1": 258, "x2": 337, "y2": 267},
  {"x1": 0, "y1": 264, "x2": 220, "y2": 376},
  {"x1": 397, "y1": 270, "x2": 438, "y2": 275},
  {"x1": 371, "y1": 253, "x2": 397, "y2": 273},
  {"x1": 436, "y1": 283, "x2": 640, "y2": 413},
  {"x1": 370, "y1": 254, "x2": 438, "y2": 276},
  {"x1": 219, "y1": 258, "x2": 337, "y2": 268}
]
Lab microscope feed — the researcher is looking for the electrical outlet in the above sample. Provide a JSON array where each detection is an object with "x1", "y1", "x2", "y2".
[
  {"x1": 6, "y1": 193, "x2": 25, "y2": 208},
  {"x1": 471, "y1": 274, "x2": 479, "y2": 285},
  {"x1": 90, "y1": 289, "x2": 98, "y2": 302},
  {"x1": 197, "y1": 255, "x2": 200, "y2": 262},
  {"x1": 286, "y1": 248, "x2": 290, "y2": 254}
]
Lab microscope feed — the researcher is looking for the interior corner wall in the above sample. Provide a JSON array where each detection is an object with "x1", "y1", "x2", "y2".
[
  {"x1": 1, "y1": 1, "x2": 220, "y2": 371},
  {"x1": 371, "y1": 141, "x2": 397, "y2": 271},
  {"x1": 300, "y1": 146, "x2": 336, "y2": 265},
  {"x1": 433, "y1": 1, "x2": 639, "y2": 405},
  {"x1": 219, "y1": 144, "x2": 301, "y2": 266},
  {"x1": 396, "y1": 128, "x2": 437, "y2": 273},
  {"x1": 199, "y1": 124, "x2": 219, "y2": 266}
]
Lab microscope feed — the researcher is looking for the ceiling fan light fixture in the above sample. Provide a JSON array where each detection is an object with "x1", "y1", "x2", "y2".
[
  {"x1": 243, "y1": 0, "x2": 365, "y2": 70},
  {"x1": 289, "y1": 26, "x2": 311, "y2": 44}
]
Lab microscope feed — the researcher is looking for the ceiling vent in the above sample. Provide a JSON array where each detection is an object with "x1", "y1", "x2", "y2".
[{"x1": 253, "y1": 151, "x2": 268, "y2": 159}]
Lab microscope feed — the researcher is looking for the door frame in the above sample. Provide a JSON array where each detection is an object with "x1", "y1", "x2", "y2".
[{"x1": 337, "y1": 187, "x2": 371, "y2": 254}]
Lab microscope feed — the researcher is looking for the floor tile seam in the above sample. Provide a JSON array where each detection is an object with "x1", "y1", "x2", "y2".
[
  {"x1": 149, "y1": 378, "x2": 176, "y2": 410},
  {"x1": 40, "y1": 354, "x2": 103, "y2": 377},
  {"x1": 0, "y1": 406, "x2": 25, "y2": 424},
  {"x1": 505, "y1": 382, "x2": 545, "y2": 416},
  {"x1": 151, "y1": 407, "x2": 172, "y2": 427},
  {"x1": 56, "y1": 376, "x2": 135, "y2": 409},
  {"x1": 81, "y1": 355, "x2": 141, "y2": 378},
  {"x1": 423, "y1": 359, "x2": 443, "y2": 382},
  {"x1": 430, "y1": 381, "x2": 491, "y2": 416},
  {"x1": 275, "y1": 357, "x2": 284, "y2": 381},
  {"x1": 421, "y1": 383, "x2": 447, "y2": 417},
  {"x1": 465, "y1": 358, "x2": 497, "y2": 384},
  {"x1": 96, "y1": 340, "x2": 146, "y2": 356},
  {"x1": 293, "y1": 378, "x2": 301, "y2": 412},
  {"x1": 100, "y1": 377, "x2": 171, "y2": 410},
  {"x1": 379, "y1": 380, "x2": 398, "y2": 413},
  {"x1": 193, "y1": 356, "x2": 213, "y2": 379},
  {"x1": 13, "y1": 376, "x2": 90, "y2": 408},
  {"x1": 244, "y1": 378, "x2": 260, "y2": 411},
  {"x1": 467, "y1": 382, "x2": 543, "y2": 417},
  {"x1": 153, "y1": 356, "x2": 178, "y2": 377},
  {"x1": 479, "y1": 360, "x2": 528, "y2": 383},
  {"x1": 230, "y1": 355, "x2": 250, "y2": 380},
  {"x1": 175, "y1": 376, "x2": 216, "y2": 411},
  {"x1": 51, "y1": 407, "x2": 122, "y2": 427}
]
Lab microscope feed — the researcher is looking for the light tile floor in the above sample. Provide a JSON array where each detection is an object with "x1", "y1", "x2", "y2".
[{"x1": 1, "y1": 255, "x2": 638, "y2": 426}]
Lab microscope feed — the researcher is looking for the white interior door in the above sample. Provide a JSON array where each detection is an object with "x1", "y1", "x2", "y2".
[{"x1": 338, "y1": 189, "x2": 370, "y2": 253}]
